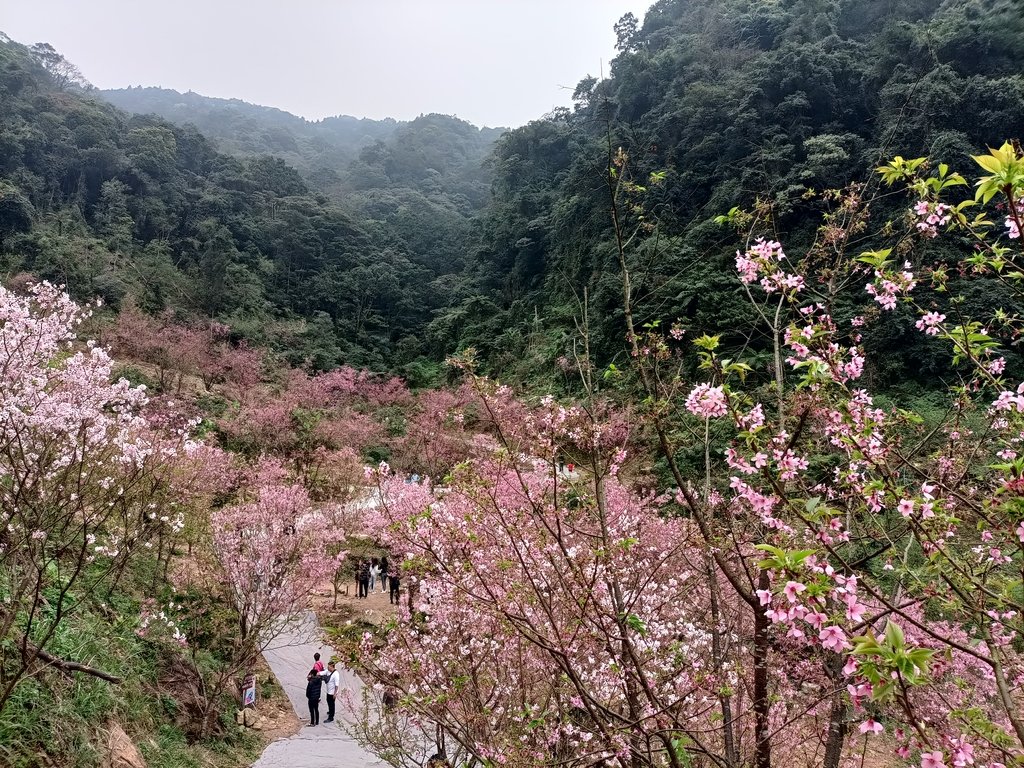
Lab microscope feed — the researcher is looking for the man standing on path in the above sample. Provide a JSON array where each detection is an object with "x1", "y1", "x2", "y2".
[
  {"x1": 358, "y1": 558, "x2": 371, "y2": 599},
  {"x1": 388, "y1": 571, "x2": 400, "y2": 604},
  {"x1": 324, "y1": 661, "x2": 340, "y2": 723}
]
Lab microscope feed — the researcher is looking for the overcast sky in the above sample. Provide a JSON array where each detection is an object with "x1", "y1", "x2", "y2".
[{"x1": 1, "y1": 0, "x2": 652, "y2": 128}]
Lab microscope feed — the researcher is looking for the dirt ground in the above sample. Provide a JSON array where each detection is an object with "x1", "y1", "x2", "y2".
[
  {"x1": 251, "y1": 655, "x2": 303, "y2": 743},
  {"x1": 311, "y1": 576, "x2": 399, "y2": 632}
]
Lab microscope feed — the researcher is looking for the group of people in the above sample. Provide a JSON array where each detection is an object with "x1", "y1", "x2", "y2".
[
  {"x1": 300, "y1": 556, "x2": 404, "y2": 729},
  {"x1": 304, "y1": 652, "x2": 341, "y2": 726},
  {"x1": 355, "y1": 555, "x2": 401, "y2": 604}
]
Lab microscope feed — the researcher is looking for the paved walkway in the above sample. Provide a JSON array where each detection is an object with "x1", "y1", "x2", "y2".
[{"x1": 252, "y1": 611, "x2": 383, "y2": 768}]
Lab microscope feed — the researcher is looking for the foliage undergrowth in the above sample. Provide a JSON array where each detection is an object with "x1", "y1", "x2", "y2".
[{"x1": 0, "y1": 564, "x2": 266, "y2": 768}]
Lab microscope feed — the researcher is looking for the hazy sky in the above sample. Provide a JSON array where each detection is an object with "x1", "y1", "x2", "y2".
[{"x1": 1, "y1": 0, "x2": 652, "y2": 128}]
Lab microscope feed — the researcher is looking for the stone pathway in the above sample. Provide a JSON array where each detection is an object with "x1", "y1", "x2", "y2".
[{"x1": 252, "y1": 611, "x2": 383, "y2": 768}]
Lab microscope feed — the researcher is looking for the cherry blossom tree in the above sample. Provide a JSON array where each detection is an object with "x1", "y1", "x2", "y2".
[
  {"x1": 146, "y1": 457, "x2": 349, "y2": 737},
  {"x1": 389, "y1": 385, "x2": 475, "y2": 478},
  {"x1": 617, "y1": 145, "x2": 1024, "y2": 768},
  {"x1": 218, "y1": 367, "x2": 394, "y2": 482},
  {"x1": 211, "y1": 460, "x2": 337, "y2": 646},
  {"x1": 357, "y1": 379, "x2": 748, "y2": 768},
  {"x1": 354, "y1": 143, "x2": 1024, "y2": 768},
  {"x1": 108, "y1": 305, "x2": 264, "y2": 395},
  {"x1": 0, "y1": 282, "x2": 199, "y2": 713}
]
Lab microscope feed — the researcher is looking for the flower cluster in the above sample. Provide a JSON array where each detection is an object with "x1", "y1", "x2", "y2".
[
  {"x1": 992, "y1": 383, "x2": 1024, "y2": 413},
  {"x1": 913, "y1": 200, "x2": 952, "y2": 238},
  {"x1": 1003, "y1": 198, "x2": 1024, "y2": 239},
  {"x1": 735, "y1": 238, "x2": 805, "y2": 293},
  {"x1": 783, "y1": 306, "x2": 865, "y2": 384},
  {"x1": 915, "y1": 311, "x2": 946, "y2": 336},
  {"x1": 138, "y1": 599, "x2": 187, "y2": 647},
  {"x1": 685, "y1": 383, "x2": 729, "y2": 418},
  {"x1": 866, "y1": 262, "x2": 917, "y2": 310}
]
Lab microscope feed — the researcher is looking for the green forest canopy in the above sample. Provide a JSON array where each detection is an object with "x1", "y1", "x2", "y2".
[{"x1": 2, "y1": 0, "x2": 1024, "y2": 390}]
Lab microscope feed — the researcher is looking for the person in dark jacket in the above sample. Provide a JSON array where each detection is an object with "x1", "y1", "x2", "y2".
[
  {"x1": 389, "y1": 570, "x2": 401, "y2": 604},
  {"x1": 357, "y1": 559, "x2": 371, "y2": 599},
  {"x1": 379, "y1": 555, "x2": 389, "y2": 593},
  {"x1": 305, "y1": 668, "x2": 324, "y2": 726}
]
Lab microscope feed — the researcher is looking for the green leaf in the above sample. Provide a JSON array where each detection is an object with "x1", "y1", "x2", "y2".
[
  {"x1": 973, "y1": 152, "x2": 1003, "y2": 175},
  {"x1": 624, "y1": 613, "x2": 648, "y2": 636},
  {"x1": 884, "y1": 621, "x2": 905, "y2": 649},
  {"x1": 850, "y1": 634, "x2": 882, "y2": 655},
  {"x1": 857, "y1": 248, "x2": 892, "y2": 270},
  {"x1": 693, "y1": 334, "x2": 721, "y2": 351}
]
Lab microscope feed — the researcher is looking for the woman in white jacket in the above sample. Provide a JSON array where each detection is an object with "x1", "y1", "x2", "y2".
[{"x1": 369, "y1": 559, "x2": 381, "y2": 592}]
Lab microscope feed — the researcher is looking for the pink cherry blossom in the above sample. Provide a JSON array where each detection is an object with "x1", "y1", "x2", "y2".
[
  {"x1": 783, "y1": 581, "x2": 806, "y2": 603},
  {"x1": 818, "y1": 625, "x2": 850, "y2": 652},
  {"x1": 685, "y1": 384, "x2": 728, "y2": 418},
  {"x1": 858, "y1": 719, "x2": 883, "y2": 735},
  {"x1": 916, "y1": 312, "x2": 946, "y2": 336}
]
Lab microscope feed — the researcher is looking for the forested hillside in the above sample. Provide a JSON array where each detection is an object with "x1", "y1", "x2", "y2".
[
  {"x1": 102, "y1": 86, "x2": 505, "y2": 199},
  {"x1": 0, "y1": 38, "x2": 500, "y2": 382},
  {"x1": 102, "y1": 87, "x2": 402, "y2": 176},
  {"x1": 4, "y1": 0, "x2": 1024, "y2": 390},
  {"x1": 460, "y1": 0, "x2": 1024, "y2": 386}
]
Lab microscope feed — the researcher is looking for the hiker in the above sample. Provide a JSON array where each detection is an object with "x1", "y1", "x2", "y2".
[
  {"x1": 369, "y1": 558, "x2": 380, "y2": 591},
  {"x1": 379, "y1": 555, "x2": 389, "y2": 593},
  {"x1": 305, "y1": 668, "x2": 324, "y2": 726},
  {"x1": 312, "y1": 651, "x2": 324, "y2": 673},
  {"x1": 382, "y1": 684, "x2": 398, "y2": 714},
  {"x1": 324, "y1": 661, "x2": 340, "y2": 722},
  {"x1": 388, "y1": 570, "x2": 400, "y2": 604},
  {"x1": 358, "y1": 558, "x2": 371, "y2": 599}
]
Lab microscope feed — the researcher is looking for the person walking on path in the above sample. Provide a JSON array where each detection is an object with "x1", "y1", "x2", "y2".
[
  {"x1": 324, "y1": 661, "x2": 341, "y2": 722},
  {"x1": 305, "y1": 668, "x2": 324, "y2": 726},
  {"x1": 369, "y1": 558, "x2": 380, "y2": 592},
  {"x1": 379, "y1": 555, "x2": 389, "y2": 593},
  {"x1": 358, "y1": 559, "x2": 371, "y2": 599},
  {"x1": 388, "y1": 571, "x2": 401, "y2": 604},
  {"x1": 312, "y1": 652, "x2": 324, "y2": 673}
]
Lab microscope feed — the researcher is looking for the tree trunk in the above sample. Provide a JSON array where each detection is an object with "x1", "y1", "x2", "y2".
[
  {"x1": 822, "y1": 653, "x2": 848, "y2": 768},
  {"x1": 753, "y1": 572, "x2": 772, "y2": 768}
]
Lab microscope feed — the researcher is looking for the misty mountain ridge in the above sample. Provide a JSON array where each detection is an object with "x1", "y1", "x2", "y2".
[
  {"x1": 5, "y1": 0, "x2": 1024, "y2": 388},
  {"x1": 0, "y1": 31, "x2": 511, "y2": 379},
  {"x1": 101, "y1": 86, "x2": 506, "y2": 187}
]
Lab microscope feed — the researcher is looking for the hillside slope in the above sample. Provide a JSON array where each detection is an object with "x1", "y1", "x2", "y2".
[
  {"x1": 102, "y1": 86, "x2": 400, "y2": 177},
  {"x1": 461, "y1": 0, "x2": 1024, "y2": 385},
  {"x1": 0, "y1": 36, "x2": 500, "y2": 378}
]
